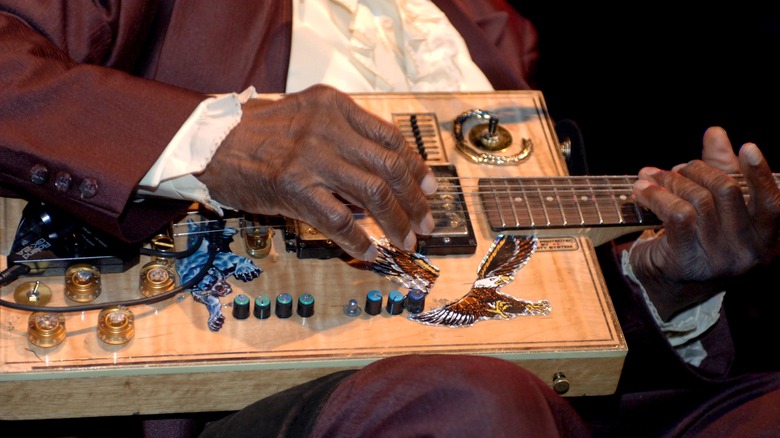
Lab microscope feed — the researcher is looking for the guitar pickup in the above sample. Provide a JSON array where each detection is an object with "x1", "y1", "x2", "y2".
[
  {"x1": 284, "y1": 165, "x2": 476, "y2": 259},
  {"x1": 416, "y1": 164, "x2": 477, "y2": 256},
  {"x1": 283, "y1": 218, "x2": 343, "y2": 260}
]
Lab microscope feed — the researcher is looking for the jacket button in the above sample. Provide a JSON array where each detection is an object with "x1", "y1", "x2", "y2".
[
  {"x1": 54, "y1": 172, "x2": 73, "y2": 192},
  {"x1": 30, "y1": 164, "x2": 49, "y2": 185},
  {"x1": 79, "y1": 178, "x2": 99, "y2": 199}
]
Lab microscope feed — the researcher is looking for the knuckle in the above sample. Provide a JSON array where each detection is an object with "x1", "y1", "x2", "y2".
[
  {"x1": 666, "y1": 201, "x2": 697, "y2": 225},
  {"x1": 378, "y1": 152, "x2": 408, "y2": 182},
  {"x1": 690, "y1": 192, "x2": 716, "y2": 216},
  {"x1": 760, "y1": 193, "x2": 780, "y2": 215},
  {"x1": 712, "y1": 179, "x2": 742, "y2": 200},
  {"x1": 308, "y1": 83, "x2": 336, "y2": 96},
  {"x1": 363, "y1": 177, "x2": 395, "y2": 211},
  {"x1": 272, "y1": 169, "x2": 300, "y2": 196},
  {"x1": 381, "y1": 127, "x2": 409, "y2": 152},
  {"x1": 328, "y1": 208, "x2": 357, "y2": 238}
]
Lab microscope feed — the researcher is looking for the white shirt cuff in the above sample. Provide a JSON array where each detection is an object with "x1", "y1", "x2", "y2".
[{"x1": 136, "y1": 87, "x2": 258, "y2": 214}]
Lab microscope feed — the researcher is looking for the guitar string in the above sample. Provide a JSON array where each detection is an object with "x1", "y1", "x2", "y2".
[{"x1": 172, "y1": 174, "x2": 764, "y2": 237}]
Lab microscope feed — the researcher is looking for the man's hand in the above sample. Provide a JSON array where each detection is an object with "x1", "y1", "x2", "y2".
[
  {"x1": 196, "y1": 85, "x2": 436, "y2": 261},
  {"x1": 629, "y1": 126, "x2": 780, "y2": 320}
]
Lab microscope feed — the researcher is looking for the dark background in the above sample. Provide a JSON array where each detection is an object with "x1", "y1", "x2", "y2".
[
  {"x1": 511, "y1": 4, "x2": 780, "y2": 176},
  {"x1": 510, "y1": 3, "x2": 780, "y2": 381}
]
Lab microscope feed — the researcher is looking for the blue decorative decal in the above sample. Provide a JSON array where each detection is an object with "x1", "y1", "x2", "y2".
[{"x1": 176, "y1": 218, "x2": 262, "y2": 331}]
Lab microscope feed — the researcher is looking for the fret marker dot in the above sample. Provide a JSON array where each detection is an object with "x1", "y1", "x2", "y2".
[
  {"x1": 546, "y1": 196, "x2": 554, "y2": 202},
  {"x1": 514, "y1": 197, "x2": 524, "y2": 203},
  {"x1": 580, "y1": 195, "x2": 588, "y2": 201},
  {"x1": 619, "y1": 195, "x2": 628, "y2": 201}
]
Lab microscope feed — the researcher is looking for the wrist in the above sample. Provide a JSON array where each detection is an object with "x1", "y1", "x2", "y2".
[{"x1": 628, "y1": 243, "x2": 721, "y2": 321}]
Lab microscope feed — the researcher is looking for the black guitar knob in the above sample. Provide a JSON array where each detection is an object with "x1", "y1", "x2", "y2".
[
  {"x1": 232, "y1": 294, "x2": 250, "y2": 319},
  {"x1": 275, "y1": 293, "x2": 293, "y2": 319},
  {"x1": 297, "y1": 293, "x2": 315, "y2": 318},
  {"x1": 365, "y1": 289, "x2": 383, "y2": 316},
  {"x1": 254, "y1": 295, "x2": 271, "y2": 319},
  {"x1": 386, "y1": 290, "x2": 405, "y2": 315},
  {"x1": 405, "y1": 290, "x2": 426, "y2": 314}
]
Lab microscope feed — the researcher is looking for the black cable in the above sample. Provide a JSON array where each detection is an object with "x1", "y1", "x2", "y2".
[
  {"x1": 0, "y1": 263, "x2": 31, "y2": 286},
  {"x1": 0, "y1": 240, "x2": 218, "y2": 313}
]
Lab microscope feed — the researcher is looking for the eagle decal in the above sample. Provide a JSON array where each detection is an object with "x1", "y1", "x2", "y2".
[
  {"x1": 370, "y1": 236, "x2": 440, "y2": 295},
  {"x1": 410, "y1": 234, "x2": 550, "y2": 327}
]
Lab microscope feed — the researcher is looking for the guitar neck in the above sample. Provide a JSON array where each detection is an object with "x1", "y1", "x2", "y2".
[{"x1": 475, "y1": 174, "x2": 772, "y2": 233}]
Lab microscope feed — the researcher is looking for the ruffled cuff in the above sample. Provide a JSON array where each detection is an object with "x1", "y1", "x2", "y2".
[{"x1": 137, "y1": 87, "x2": 258, "y2": 214}]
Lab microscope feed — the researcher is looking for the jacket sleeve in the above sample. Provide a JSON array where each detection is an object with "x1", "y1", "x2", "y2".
[
  {"x1": 0, "y1": 2, "x2": 204, "y2": 242},
  {"x1": 596, "y1": 239, "x2": 735, "y2": 393},
  {"x1": 433, "y1": 0, "x2": 539, "y2": 90}
]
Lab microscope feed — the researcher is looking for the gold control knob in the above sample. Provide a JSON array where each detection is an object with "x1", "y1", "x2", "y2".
[
  {"x1": 97, "y1": 306, "x2": 135, "y2": 345},
  {"x1": 139, "y1": 260, "x2": 177, "y2": 297},
  {"x1": 28, "y1": 312, "x2": 66, "y2": 348},
  {"x1": 64, "y1": 263, "x2": 101, "y2": 303}
]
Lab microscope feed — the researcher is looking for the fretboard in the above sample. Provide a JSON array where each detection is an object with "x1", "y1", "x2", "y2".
[
  {"x1": 476, "y1": 173, "x2": 780, "y2": 232},
  {"x1": 477, "y1": 176, "x2": 660, "y2": 232}
]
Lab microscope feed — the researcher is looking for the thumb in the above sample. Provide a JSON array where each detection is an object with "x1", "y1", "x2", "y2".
[{"x1": 702, "y1": 126, "x2": 740, "y2": 173}]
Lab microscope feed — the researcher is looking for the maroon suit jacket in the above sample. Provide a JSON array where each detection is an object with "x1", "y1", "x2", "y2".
[{"x1": 0, "y1": 0, "x2": 537, "y2": 243}]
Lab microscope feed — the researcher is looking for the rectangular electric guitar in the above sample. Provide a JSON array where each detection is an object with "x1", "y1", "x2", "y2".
[{"x1": 0, "y1": 91, "x2": 633, "y2": 420}]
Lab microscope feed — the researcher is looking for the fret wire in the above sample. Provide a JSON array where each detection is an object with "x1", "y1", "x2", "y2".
[
  {"x1": 517, "y1": 178, "x2": 531, "y2": 227},
  {"x1": 554, "y1": 184, "x2": 566, "y2": 226},
  {"x1": 609, "y1": 177, "x2": 625, "y2": 224},
  {"x1": 535, "y1": 180, "x2": 551, "y2": 226},
  {"x1": 571, "y1": 185, "x2": 585, "y2": 225},
  {"x1": 587, "y1": 177, "x2": 604, "y2": 225},
  {"x1": 508, "y1": 179, "x2": 521, "y2": 228},
  {"x1": 626, "y1": 176, "x2": 646, "y2": 224},
  {"x1": 490, "y1": 179, "x2": 506, "y2": 228},
  {"x1": 484, "y1": 178, "x2": 507, "y2": 228},
  {"x1": 489, "y1": 179, "x2": 505, "y2": 229}
]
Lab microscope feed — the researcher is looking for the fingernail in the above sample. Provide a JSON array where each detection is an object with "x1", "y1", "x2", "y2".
[
  {"x1": 420, "y1": 171, "x2": 438, "y2": 195},
  {"x1": 744, "y1": 143, "x2": 761, "y2": 166},
  {"x1": 643, "y1": 167, "x2": 661, "y2": 175},
  {"x1": 418, "y1": 212, "x2": 435, "y2": 235},
  {"x1": 361, "y1": 245, "x2": 378, "y2": 261},
  {"x1": 634, "y1": 179, "x2": 651, "y2": 190},
  {"x1": 404, "y1": 230, "x2": 417, "y2": 252}
]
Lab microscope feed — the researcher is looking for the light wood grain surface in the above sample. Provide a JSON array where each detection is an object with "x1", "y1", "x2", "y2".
[{"x1": 0, "y1": 91, "x2": 627, "y2": 420}]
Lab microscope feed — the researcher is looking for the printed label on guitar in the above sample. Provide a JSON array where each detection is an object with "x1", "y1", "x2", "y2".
[{"x1": 537, "y1": 237, "x2": 580, "y2": 252}]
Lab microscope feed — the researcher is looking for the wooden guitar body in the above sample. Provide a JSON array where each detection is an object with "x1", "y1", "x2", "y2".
[{"x1": 0, "y1": 91, "x2": 628, "y2": 420}]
